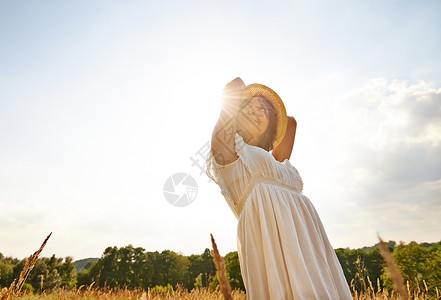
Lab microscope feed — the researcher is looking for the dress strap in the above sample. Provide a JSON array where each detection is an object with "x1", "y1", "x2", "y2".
[{"x1": 236, "y1": 175, "x2": 302, "y2": 216}]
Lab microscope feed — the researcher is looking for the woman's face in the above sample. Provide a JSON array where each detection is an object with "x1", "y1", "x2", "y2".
[{"x1": 236, "y1": 96, "x2": 272, "y2": 144}]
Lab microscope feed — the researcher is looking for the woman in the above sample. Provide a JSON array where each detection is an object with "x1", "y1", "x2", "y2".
[{"x1": 206, "y1": 77, "x2": 352, "y2": 299}]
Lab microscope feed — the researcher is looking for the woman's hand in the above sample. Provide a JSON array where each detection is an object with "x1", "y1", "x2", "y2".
[
  {"x1": 223, "y1": 77, "x2": 245, "y2": 95},
  {"x1": 221, "y1": 77, "x2": 246, "y2": 116}
]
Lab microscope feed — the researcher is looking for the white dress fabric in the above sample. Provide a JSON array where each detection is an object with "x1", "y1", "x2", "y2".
[{"x1": 206, "y1": 132, "x2": 352, "y2": 300}]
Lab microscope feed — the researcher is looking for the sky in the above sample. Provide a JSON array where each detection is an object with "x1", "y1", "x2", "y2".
[{"x1": 0, "y1": 0, "x2": 440, "y2": 260}]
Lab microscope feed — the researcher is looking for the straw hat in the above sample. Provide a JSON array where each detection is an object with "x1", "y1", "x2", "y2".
[{"x1": 242, "y1": 83, "x2": 288, "y2": 150}]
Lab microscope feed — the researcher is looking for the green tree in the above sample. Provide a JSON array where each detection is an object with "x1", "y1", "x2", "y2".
[
  {"x1": 75, "y1": 259, "x2": 96, "y2": 287},
  {"x1": 335, "y1": 247, "x2": 385, "y2": 292},
  {"x1": 382, "y1": 241, "x2": 441, "y2": 295},
  {"x1": 24, "y1": 257, "x2": 63, "y2": 291},
  {"x1": 116, "y1": 245, "x2": 147, "y2": 288},
  {"x1": 89, "y1": 246, "x2": 120, "y2": 287},
  {"x1": 224, "y1": 251, "x2": 245, "y2": 291},
  {"x1": 0, "y1": 258, "x2": 14, "y2": 288},
  {"x1": 186, "y1": 248, "x2": 216, "y2": 289},
  {"x1": 89, "y1": 245, "x2": 190, "y2": 290},
  {"x1": 154, "y1": 250, "x2": 189, "y2": 287},
  {"x1": 141, "y1": 251, "x2": 160, "y2": 288},
  {"x1": 58, "y1": 256, "x2": 77, "y2": 288}
]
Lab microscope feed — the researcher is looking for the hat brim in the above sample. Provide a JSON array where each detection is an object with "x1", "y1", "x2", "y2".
[{"x1": 243, "y1": 83, "x2": 288, "y2": 150}]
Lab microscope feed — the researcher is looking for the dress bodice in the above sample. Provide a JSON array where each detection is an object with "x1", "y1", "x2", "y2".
[{"x1": 206, "y1": 132, "x2": 303, "y2": 219}]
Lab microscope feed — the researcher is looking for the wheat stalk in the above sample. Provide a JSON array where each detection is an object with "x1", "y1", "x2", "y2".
[
  {"x1": 210, "y1": 233, "x2": 233, "y2": 300},
  {"x1": 377, "y1": 234, "x2": 408, "y2": 300},
  {"x1": 1, "y1": 232, "x2": 52, "y2": 300}
]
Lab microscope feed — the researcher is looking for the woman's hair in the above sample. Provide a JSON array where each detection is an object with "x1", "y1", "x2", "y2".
[{"x1": 255, "y1": 96, "x2": 278, "y2": 151}]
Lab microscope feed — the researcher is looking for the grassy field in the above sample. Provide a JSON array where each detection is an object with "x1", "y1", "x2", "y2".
[
  {"x1": 4, "y1": 286, "x2": 247, "y2": 300},
  {"x1": 2, "y1": 234, "x2": 440, "y2": 299},
  {"x1": 2, "y1": 285, "x2": 440, "y2": 300}
]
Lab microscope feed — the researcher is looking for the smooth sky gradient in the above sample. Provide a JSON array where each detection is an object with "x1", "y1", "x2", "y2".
[{"x1": 1, "y1": 0, "x2": 440, "y2": 260}]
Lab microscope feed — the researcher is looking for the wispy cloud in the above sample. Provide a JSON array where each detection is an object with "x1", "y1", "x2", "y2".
[{"x1": 327, "y1": 78, "x2": 441, "y2": 244}]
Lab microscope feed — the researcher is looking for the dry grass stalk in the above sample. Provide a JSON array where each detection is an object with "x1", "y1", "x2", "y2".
[
  {"x1": 377, "y1": 235, "x2": 409, "y2": 300},
  {"x1": 355, "y1": 255, "x2": 367, "y2": 294},
  {"x1": 367, "y1": 276, "x2": 375, "y2": 297},
  {"x1": 1, "y1": 280, "x2": 16, "y2": 300},
  {"x1": 1, "y1": 232, "x2": 52, "y2": 300},
  {"x1": 210, "y1": 233, "x2": 232, "y2": 300}
]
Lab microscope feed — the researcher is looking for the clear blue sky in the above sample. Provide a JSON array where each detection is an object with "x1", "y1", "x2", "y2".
[{"x1": 1, "y1": 0, "x2": 440, "y2": 259}]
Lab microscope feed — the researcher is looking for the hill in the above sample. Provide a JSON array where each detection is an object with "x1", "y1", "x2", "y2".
[{"x1": 74, "y1": 257, "x2": 99, "y2": 271}]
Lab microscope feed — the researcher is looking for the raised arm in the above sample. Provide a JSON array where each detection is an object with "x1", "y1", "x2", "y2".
[
  {"x1": 210, "y1": 77, "x2": 245, "y2": 165},
  {"x1": 272, "y1": 116, "x2": 297, "y2": 162}
]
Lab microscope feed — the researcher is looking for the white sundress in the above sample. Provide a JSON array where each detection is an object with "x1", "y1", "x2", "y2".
[{"x1": 206, "y1": 132, "x2": 353, "y2": 300}]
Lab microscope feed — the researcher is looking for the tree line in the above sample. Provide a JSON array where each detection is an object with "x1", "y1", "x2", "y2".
[{"x1": 1, "y1": 240, "x2": 440, "y2": 295}]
